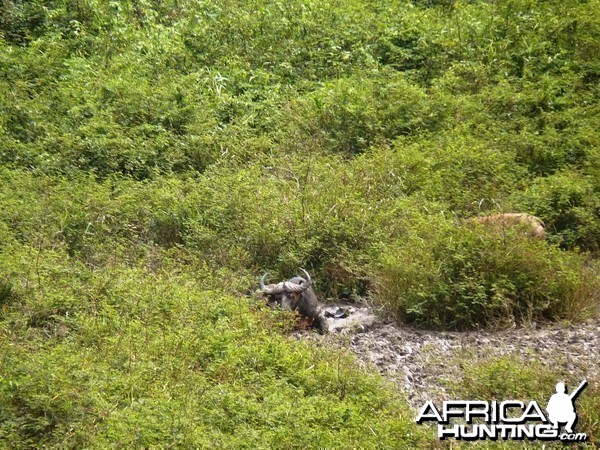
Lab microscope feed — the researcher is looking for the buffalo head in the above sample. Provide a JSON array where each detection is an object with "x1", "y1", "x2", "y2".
[{"x1": 260, "y1": 269, "x2": 328, "y2": 333}]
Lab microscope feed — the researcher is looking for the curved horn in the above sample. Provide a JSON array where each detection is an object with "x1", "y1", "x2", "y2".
[
  {"x1": 281, "y1": 268, "x2": 313, "y2": 293},
  {"x1": 282, "y1": 281, "x2": 307, "y2": 293},
  {"x1": 260, "y1": 273, "x2": 284, "y2": 294},
  {"x1": 299, "y1": 268, "x2": 312, "y2": 289},
  {"x1": 260, "y1": 273, "x2": 268, "y2": 290}
]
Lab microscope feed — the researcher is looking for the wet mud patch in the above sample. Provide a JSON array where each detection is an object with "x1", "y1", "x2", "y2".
[{"x1": 296, "y1": 304, "x2": 600, "y2": 408}]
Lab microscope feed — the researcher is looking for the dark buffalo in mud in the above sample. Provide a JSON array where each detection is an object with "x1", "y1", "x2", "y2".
[{"x1": 260, "y1": 269, "x2": 328, "y2": 333}]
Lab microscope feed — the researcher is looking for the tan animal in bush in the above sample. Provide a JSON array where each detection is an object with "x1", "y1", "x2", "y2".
[{"x1": 467, "y1": 213, "x2": 545, "y2": 239}]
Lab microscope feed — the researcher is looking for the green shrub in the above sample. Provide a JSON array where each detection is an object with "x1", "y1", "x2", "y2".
[
  {"x1": 372, "y1": 214, "x2": 598, "y2": 329},
  {"x1": 449, "y1": 355, "x2": 599, "y2": 445},
  {"x1": 0, "y1": 252, "x2": 433, "y2": 448},
  {"x1": 454, "y1": 355, "x2": 558, "y2": 401},
  {"x1": 512, "y1": 170, "x2": 600, "y2": 252},
  {"x1": 384, "y1": 134, "x2": 528, "y2": 213},
  {"x1": 279, "y1": 70, "x2": 437, "y2": 155},
  {"x1": 181, "y1": 156, "x2": 439, "y2": 298}
]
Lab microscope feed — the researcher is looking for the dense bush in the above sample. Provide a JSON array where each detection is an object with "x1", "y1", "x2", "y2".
[
  {"x1": 450, "y1": 355, "x2": 599, "y2": 446},
  {"x1": 373, "y1": 216, "x2": 599, "y2": 329},
  {"x1": 512, "y1": 170, "x2": 600, "y2": 252},
  {"x1": 277, "y1": 70, "x2": 439, "y2": 155},
  {"x1": 0, "y1": 245, "x2": 432, "y2": 448},
  {"x1": 1, "y1": 0, "x2": 599, "y2": 446}
]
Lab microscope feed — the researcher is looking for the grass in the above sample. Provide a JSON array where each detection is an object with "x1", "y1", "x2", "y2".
[{"x1": 1, "y1": 0, "x2": 599, "y2": 446}]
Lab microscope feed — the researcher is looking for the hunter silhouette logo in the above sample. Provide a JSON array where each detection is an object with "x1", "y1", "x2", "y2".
[
  {"x1": 416, "y1": 380, "x2": 588, "y2": 442},
  {"x1": 546, "y1": 380, "x2": 587, "y2": 434}
]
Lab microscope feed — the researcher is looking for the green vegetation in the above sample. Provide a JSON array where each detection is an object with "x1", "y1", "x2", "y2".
[
  {"x1": 449, "y1": 355, "x2": 599, "y2": 447},
  {"x1": 1, "y1": 0, "x2": 599, "y2": 446},
  {"x1": 0, "y1": 251, "x2": 430, "y2": 447},
  {"x1": 374, "y1": 221, "x2": 598, "y2": 329}
]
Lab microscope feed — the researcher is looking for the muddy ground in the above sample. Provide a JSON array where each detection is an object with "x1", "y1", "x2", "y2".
[{"x1": 295, "y1": 304, "x2": 600, "y2": 408}]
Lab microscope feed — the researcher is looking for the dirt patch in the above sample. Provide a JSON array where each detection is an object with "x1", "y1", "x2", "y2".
[{"x1": 297, "y1": 304, "x2": 600, "y2": 408}]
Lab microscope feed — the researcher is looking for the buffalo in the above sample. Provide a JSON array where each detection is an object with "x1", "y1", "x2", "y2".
[
  {"x1": 468, "y1": 213, "x2": 545, "y2": 239},
  {"x1": 259, "y1": 269, "x2": 329, "y2": 333}
]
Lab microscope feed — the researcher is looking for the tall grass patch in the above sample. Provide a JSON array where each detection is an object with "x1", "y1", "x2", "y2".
[
  {"x1": 372, "y1": 216, "x2": 598, "y2": 329},
  {"x1": 449, "y1": 355, "x2": 599, "y2": 446},
  {"x1": 0, "y1": 244, "x2": 433, "y2": 448}
]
